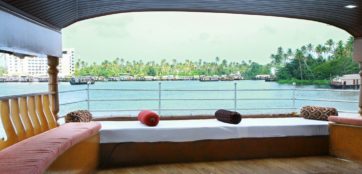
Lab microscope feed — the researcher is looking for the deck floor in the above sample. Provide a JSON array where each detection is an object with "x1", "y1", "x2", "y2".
[{"x1": 97, "y1": 156, "x2": 362, "y2": 174}]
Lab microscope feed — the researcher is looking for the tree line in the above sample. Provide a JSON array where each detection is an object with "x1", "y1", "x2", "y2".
[
  {"x1": 272, "y1": 37, "x2": 358, "y2": 81},
  {"x1": 75, "y1": 37, "x2": 357, "y2": 82},
  {"x1": 75, "y1": 57, "x2": 270, "y2": 79}
]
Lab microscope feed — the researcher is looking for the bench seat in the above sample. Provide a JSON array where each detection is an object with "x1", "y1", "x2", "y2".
[
  {"x1": 0, "y1": 122, "x2": 101, "y2": 174},
  {"x1": 99, "y1": 118, "x2": 329, "y2": 167},
  {"x1": 100, "y1": 117, "x2": 329, "y2": 143},
  {"x1": 328, "y1": 116, "x2": 362, "y2": 126}
]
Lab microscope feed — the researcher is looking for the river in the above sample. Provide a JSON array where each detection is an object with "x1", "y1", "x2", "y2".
[{"x1": 0, "y1": 80, "x2": 359, "y2": 117}]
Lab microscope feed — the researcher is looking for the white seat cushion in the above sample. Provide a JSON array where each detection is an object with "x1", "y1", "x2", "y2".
[{"x1": 99, "y1": 117, "x2": 328, "y2": 143}]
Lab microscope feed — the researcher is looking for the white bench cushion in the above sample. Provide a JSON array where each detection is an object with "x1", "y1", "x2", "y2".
[{"x1": 100, "y1": 117, "x2": 328, "y2": 143}]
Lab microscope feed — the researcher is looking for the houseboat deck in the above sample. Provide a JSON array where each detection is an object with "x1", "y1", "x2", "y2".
[{"x1": 97, "y1": 156, "x2": 362, "y2": 174}]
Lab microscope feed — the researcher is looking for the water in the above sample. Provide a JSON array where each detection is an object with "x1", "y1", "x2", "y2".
[{"x1": 0, "y1": 80, "x2": 359, "y2": 117}]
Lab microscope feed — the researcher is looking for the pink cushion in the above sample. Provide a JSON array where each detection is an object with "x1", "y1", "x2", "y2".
[
  {"x1": 328, "y1": 116, "x2": 362, "y2": 126},
  {"x1": 0, "y1": 122, "x2": 101, "y2": 174}
]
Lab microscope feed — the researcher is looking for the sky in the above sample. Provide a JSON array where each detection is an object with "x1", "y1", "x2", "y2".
[{"x1": 63, "y1": 12, "x2": 348, "y2": 65}]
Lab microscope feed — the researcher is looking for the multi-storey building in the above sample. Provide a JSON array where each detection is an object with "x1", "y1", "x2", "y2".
[
  {"x1": 59, "y1": 48, "x2": 75, "y2": 77},
  {"x1": 3, "y1": 48, "x2": 75, "y2": 77}
]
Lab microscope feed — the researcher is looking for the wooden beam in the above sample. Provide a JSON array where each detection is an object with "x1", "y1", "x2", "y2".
[
  {"x1": 353, "y1": 38, "x2": 362, "y2": 116},
  {"x1": 359, "y1": 64, "x2": 362, "y2": 116},
  {"x1": 48, "y1": 56, "x2": 59, "y2": 120}
]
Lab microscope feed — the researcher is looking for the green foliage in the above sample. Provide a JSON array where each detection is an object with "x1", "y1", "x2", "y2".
[
  {"x1": 75, "y1": 37, "x2": 355, "y2": 82},
  {"x1": 277, "y1": 79, "x2": 329, "y2": 85},
  {"x1": 0, "y1": 67, "x2": 6, "y2": 76},
  {"x1": 75, "y1": 58, "x2": 270, "y2": 79},
  {"x1": 273, "y1": 37, "x2": 358, "y2": 82}
]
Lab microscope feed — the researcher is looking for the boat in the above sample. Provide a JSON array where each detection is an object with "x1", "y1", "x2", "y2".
[
  {"x1": 330, "y1": 74, "x2": 360, "y2": 89},
  {"x1": 220, "y1": 75, "x2": 234, "y2": 81},
  {"x1": 200, "y1": 75, "x2": 219, "y2": 82},
  {"x1": 1, "y1": 1, "x2": 362, "y2": 174},
  {"x1": 70, "y1": 77, "x2": 95, "y2": 85},
  {"x1": 253, "y1": 74, "x2": 272, "y2": 80},
  {"x1": 265, "y1": 76, "x2": 277, "y2": 82}
]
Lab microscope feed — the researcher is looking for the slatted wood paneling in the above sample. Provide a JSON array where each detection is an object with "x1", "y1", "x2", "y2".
[{"x1": 0, "y1": 93, "x2": 57, "y2": 150}]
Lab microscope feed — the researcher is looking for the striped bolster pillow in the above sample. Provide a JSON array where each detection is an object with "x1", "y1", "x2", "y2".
[{"x1": 215, "y1": 109, "x2": 242, "y2": 124}]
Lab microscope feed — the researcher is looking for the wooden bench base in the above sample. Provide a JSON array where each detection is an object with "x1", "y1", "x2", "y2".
[
  {"x1": 46, "y1": 134, "x2": 100, "y2": 174},
  {"x1": 99, "y1": 136, "x2": 328, "y2": 168},
  {"x1": 330, "y1": 123, "x2": 362, "y2": 162}
]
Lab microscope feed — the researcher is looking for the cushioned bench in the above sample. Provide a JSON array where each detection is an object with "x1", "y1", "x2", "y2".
[
  {"x1": 99, "y1": 118, "x2": 329, "y2": 167},
  {"x1": 329, "y1": 116, "x2": 362, "y2": 162},
  {"x1": 100, "y1": 117, "x2": 329, "y2": 143},
  {"x1": 0, "y1": 122, "x2": 101, "y2": 174},
  {"x1": 328, "y1": 116, "x2": 362, "y2": 126}
]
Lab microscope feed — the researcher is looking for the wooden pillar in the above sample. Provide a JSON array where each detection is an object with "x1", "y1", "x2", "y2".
[
  {"x1": 353, "y1": 38, "x2": 362, "y2": 116},
  {"x1": 47, "y1": 56, "x2": 59, "y2": 119},
  {"x1": 360, "y1": 64, "x2": 362, "y2": 116}
]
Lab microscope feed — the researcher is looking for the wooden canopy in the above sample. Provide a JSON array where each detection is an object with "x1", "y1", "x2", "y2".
[{"x1": 1, "y1": 0, "x2": 361, "y2": 37}]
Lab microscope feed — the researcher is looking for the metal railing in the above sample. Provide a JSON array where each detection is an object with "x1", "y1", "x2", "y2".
[{"x1": 58, "y1": 82, "x2": 359, "y2": 117}]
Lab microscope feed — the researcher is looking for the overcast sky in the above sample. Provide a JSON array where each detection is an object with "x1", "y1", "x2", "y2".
[{"x1": 60, "y1": 12, "x2": 349, "y2": 65}]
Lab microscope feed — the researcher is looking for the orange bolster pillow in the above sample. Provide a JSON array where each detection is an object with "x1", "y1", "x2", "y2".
[{"x1": 138, "y1": 110, "x2": 160, "y2": 126}]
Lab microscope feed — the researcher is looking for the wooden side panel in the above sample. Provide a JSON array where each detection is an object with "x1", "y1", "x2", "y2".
[
  {"x1": 330, "y1": 123, "x2": 362, "y2": 162},
  {"x1": 0, "y1": 94, "x2": 58, "y2": 151},
  {"x1": 100, "y1": 136, "x2": 329, "y2": 168},
  {"x1": 46, "y1": 134, "x2": 100, "y2": 174},
  {"x1": 35, "y1": 95, "x2": 49, "y2": 132},
  {"x1": 42, "y1": 95, "x2": 57, "y2": 129},
  {"x1": 19, "y1": 97, "x2": 34, "y2": 138},
  {"x1": 0, "y1": 100, "x2": 18, "y2": 150},
  {"x1": 28, "y1": 96, "x2": 42, "y2": 135},
  {"x1": 10, "y1": 98, "x2": 26, "y2": 141}
]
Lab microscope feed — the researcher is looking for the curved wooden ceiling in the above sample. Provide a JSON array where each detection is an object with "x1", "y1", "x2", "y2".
[{"x1": 1, "y1": 0, "x2": 362, "y2": 37}]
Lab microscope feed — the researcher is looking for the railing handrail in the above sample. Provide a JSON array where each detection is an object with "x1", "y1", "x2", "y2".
[
  {"x1": 0, "y1": 92, "x2": 53, "y2": 100},
  {"x1": 58, "y1": 89, "x2": 86, "y2": 94},
  {"x1": 58, "y1": 87, "x2": 360, "y2": 93},
  {"x1": 56, "y1": 83, "x2": 360, "y2": 115},
  {"x1": 295, "y1": 88, "x2": 359, "y2": 92}
]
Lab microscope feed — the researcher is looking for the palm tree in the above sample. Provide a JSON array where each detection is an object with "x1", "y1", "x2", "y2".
[
  {"x1": 287, "y1": 49, "x2": 293, "y2": 62},
  {"x1": 81, "y1": 60, "x2": 86, "y2": 68},
  {"x1": 215, "y1": 57, "x2": 220, "y2": 65},
  {"x1": 325, "y1": 39, "x2": 335, "y2": 53},
  {"x1": 295, "y1": 49, "x2": 304, "y2": 80},
  {"x1": 315, "y1": 44, "x2": 323, "y2": 58},
  {"x1": 345, "y1": 37, "x2": 354, "y2": 57}
]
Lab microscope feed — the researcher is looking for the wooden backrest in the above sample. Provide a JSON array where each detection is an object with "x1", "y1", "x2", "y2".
[{"x1": 0, "y1": 93, "x2": 57, "y2": 150}]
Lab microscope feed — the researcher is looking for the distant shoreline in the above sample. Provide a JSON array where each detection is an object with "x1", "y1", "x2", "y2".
[{"x1": 277, "y1": 79, "x2": 329, "y2": 85}]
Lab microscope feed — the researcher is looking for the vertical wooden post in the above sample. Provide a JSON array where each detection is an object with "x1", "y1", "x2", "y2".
[
  {"x1": 359, "y1": 64, "x2": 362, "y2": 115},
  {"x1": 48, "y1": 56, "x2": 59, "y2": 120},
  {"x1": 353, "y1": 38, "x2": 362, "y2": 116}
]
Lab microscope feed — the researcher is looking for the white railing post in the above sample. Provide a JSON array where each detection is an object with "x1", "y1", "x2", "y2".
[
  {"x1": 234, "y1": 82, "x2": 237, "y2": 112},
  {"x1": 292, "y1": 82, "x2": 296, "y2": 111},
  {"x1": 158, "y1": 82, "x2": 161, "y2": 115},
  {"x1": 87, "y1": 82, "x2": 90, "y2": 111}
]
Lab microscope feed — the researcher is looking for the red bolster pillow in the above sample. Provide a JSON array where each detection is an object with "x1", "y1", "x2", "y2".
[{"x1": 138, "y1": 110, "x2": 160, "y2": 126}]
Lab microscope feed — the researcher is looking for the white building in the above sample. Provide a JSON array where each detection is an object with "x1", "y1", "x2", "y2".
[
  {"x1": 59, "y1": 48, "x2": 75, "y2": 77},
  {"x1": 5, "y1": 54, "x2": 48, "y2": 76},
  {"x1": 2, "y1": 48, "x2": 75, "y2": 77}
]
